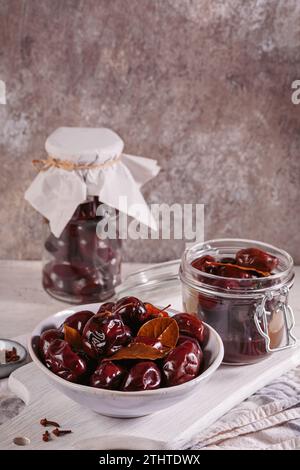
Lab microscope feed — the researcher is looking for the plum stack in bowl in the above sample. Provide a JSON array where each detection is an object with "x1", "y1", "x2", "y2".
[
  {"x1": 30, "y1": 297, "x2": 223, "y2": 417},
  {"x1": 38, "y1": 297, "x2": 208, "y2": 391}
]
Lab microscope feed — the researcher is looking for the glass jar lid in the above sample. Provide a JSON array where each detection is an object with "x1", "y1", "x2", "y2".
[{"x1": 114, "y1": 259, "x2": 182, "y2": 310}]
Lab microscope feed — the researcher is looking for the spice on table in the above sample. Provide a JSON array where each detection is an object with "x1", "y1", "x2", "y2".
[
  {"x1": 40, "y1": 418, "x2": 60, "y2": 427},
  {"x1": 42, "y1": 430, "x2": 51, "y2": 442},
  {"x1": 0, "y1": 347, "x2": 20, "y2": 364},
  {"x1": 52, "y1": 428, "x2": 72, "y2": 437}
]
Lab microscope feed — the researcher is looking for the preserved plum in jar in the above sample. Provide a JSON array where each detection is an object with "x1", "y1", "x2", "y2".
[
  {"x1": 180, "y1": 239, "x2": 296, "y2": 365},
  {"x1": 42, "y1": 198, "x2": 122, "y2": 304}
]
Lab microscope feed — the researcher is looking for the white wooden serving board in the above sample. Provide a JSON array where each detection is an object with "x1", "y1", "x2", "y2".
[{"x1": 1, "y1": 335, "x2": 300, "y2": 450}]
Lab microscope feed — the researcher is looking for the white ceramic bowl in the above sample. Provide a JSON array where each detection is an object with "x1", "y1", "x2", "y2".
[{"x1": 29, "y1": 303, "x2": 224, "y2": 418}]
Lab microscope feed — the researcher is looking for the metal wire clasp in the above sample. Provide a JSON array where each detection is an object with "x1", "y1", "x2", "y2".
[{"x1": 254, "y1": 286, "x2": 297, "y2": 353}]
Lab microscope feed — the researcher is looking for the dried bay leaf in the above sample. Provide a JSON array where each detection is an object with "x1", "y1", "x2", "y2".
[
  {"x1": 137, "y1": 317, "x2": 179, "y2": 349},
  {"x1": 64, "y1": 324, "x2": 82, "y2": 349},
  {"x1": 205, "y1": 261, "x2": 269, "y2": 278},
  {"x1": 108, "y1": 342, "x2": 168, "y2": 361}
]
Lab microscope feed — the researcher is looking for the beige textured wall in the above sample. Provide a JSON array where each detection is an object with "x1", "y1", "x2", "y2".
[{"x1": 0, "y1": 0, "x2": 300, "y2": 263}]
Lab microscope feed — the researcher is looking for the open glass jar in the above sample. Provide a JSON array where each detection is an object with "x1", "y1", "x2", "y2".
[
  {"x1": 180, "y1": 239, "x2": 297, "y2": 365},
  {"x1": 42, "y1": 198, "x2": 122, "y2": 304}
]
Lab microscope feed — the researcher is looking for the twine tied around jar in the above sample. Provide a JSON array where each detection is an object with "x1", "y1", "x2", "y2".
[{"x1": 32, "y1": 154, "x2": 122, "y2": 172}]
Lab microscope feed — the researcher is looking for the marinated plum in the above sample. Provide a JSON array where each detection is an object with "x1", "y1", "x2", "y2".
[
  {"x1": 39, "y1": 329, "x2": 63, "y2": 359},
  {"x1": 122, "y1": 361, "x2": 161, "y2": 391},
  {"x1": 162, "y1": 338, "x2": 203, "y2": 387},
  {"x1": 90, "y1": 361, "x2": 126, "y2": 390},
  {"x1": 236, "y1": 248, "x2": 278, "y2": 273},
  {"x1": 113, "y1": 296, "x2": 148, "y2": 331},
  {"x1": 38, "y1": 297, "x2": 211, "y2": 390},
  {"x1": 192, "y1": 246, "x2": 278, "y2": 280},
  {"x1": 183, "y1": 243, "x2": 287, "y2": 364},
  {"x1": 220, "y1": 257, "x2": 236, "y2": 264},
  {"x1": 173, "y1": 313, "x2": 207, "y2": 345},
  {"x1": 97, "y1": 302, "x2": 115, "y2": 315},
  {"x1": 45, "y1": 339, "x2": 87, "y2": 383},
  {"x1": 82, "y1": 313, "x2": 131, "y2": 358},
  {"x1": 44, "y1": 232, "x2": 69, "y2": 260},
  {"x1": 42, "y1": 199, "x2": 121, "y2": 304},
  {"x1": 191, "y1": 255, "x2": 215, "y2": 272},
  {"x1": 62, "y1": 310, "x2": 94, "y2": 335},
  {"x1": 217, "y1": 264, "x2": 251, "y2": 279}
]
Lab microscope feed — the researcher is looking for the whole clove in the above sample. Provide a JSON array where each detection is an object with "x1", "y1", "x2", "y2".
[
  {"x1": 40, "y1": 418, "x2": 60, "y2": 427},
  {"x1": 52, "y1": 428, "x2": 72, "y2": 437},
  {"x1": 42, "y1": 430, "x2": 51, "y2": 442}
]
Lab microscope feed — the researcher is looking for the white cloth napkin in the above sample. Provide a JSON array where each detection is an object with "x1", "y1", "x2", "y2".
[{"x1": 191, "y1": 366, "x2": 300, "y2": 450}]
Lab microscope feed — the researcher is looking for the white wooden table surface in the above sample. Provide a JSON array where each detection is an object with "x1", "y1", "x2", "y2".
[
  {"x1": 0, "y1": 260, "x2": 147, "y2": 339},
  {"x1": 0, "y1": 261, "x2": 299, "y2": 339},
  {"x1": 0, "y1": 260, "x2": 300, "y2": 338},
  {"x1": 0, "y1": 261, "x2": 300, "y2": 450}
]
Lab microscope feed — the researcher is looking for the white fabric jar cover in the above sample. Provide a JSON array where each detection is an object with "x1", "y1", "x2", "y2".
[{"x1": 25, "y1": 127, "x2": 160, "y2": 237}]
